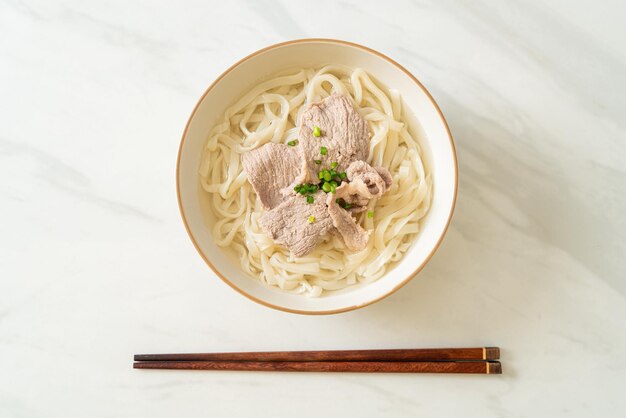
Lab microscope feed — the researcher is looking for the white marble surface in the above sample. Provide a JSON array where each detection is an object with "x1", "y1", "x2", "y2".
[{"x1": 2, "y1": 0, "x2": 625, "y2": 416}]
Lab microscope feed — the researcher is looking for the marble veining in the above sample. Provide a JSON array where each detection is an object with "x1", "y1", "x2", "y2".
[{"x1": 1, "y1": 1, "x2": 625, "y2": 417}]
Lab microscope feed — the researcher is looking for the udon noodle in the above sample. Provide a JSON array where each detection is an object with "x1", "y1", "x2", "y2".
[{"x1": 199, "y1": 66, "x2": 432, "y2": 297}]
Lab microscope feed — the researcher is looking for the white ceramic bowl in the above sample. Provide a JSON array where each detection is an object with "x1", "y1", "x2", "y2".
[{"x1": 177, "y1": 39, "x2": 457, "y2": 314}]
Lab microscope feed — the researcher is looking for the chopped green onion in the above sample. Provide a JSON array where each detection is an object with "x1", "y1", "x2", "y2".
[
  {"x1": 367, "y1": 211, "x2": 374, "y2": 218},
  {"x1": 314, "y1": 159, "x2": 322, "y2": 165},
  {"x1": 345, "y1": 204, "x2": 353, "y2": 209},
  {"x1": 330, "y1": 170, "x2": 337, "y2": 178},
  {"x1": 322, "y1": 182, "x2": 331, "y2": 193},
  {"x1": 294, "y1": 185, "x2": 301, "y2": 193},
  {"x1": 330, "y1": 184, "x2": 337, "y2": 194},
  {"x1": 299, "y1": 187, "x2": 307, "y2": 195},
  {"x1": 306, "y1": 195, "x2": 314, "y2": 204},
  {"x1": 320, "y1": 146, "x2": 327, "y2": 156},
  {"x1": 287, "y1": 140, "x2": 297, "y2": 146},
  {"x1": 339, "y1": 172, "x2": 347, "y2": 180},
  {"x1": 313, "y1": 126, "x2": 321, "y2": 137},
  {"x1": 336, "y1": 198, "x2": 348, "y2": 208},
  {"x1": 308, "y1": 184, "x2": 318, "y2": 193},
  {"x1": 308, "y1": 215, "x2": 315, "y2": 223},
  {"x1": 330, "y1": 180, "x2": 338, "y2": 188},
  {"x1": 331, "y1": 162, "x2": 338, "y2": 169},
  {"x1": 323, "y1": 170, "x2": 332, "y2": 181},
  {"x1": 318, "y1": 171, "x2": 324, "y2": 180}
]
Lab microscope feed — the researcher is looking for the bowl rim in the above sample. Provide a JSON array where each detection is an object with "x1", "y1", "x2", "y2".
[{"x1": 176, "y1": 38, "x2": 458, "y2": 315}]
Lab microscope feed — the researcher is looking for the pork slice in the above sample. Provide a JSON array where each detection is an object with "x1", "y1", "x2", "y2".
[
  {"x1": 335, "y1": 161, "x2": 393, "y2": 209},
  {"x1": 298, "y1": 95, "x2": 370, "y2": 182},
  {"x1": 374, "y1": 166, "x2": 393, "y2": 189},
  {"x1": 242, "y1": 143, "x2": 303, "y2": 210},
  {"x1": 326, "y1": 193, "x2": 370, "y2": 252},
  {"x1": 258, "y1": 192, "x2": 334, "y2": 257}
]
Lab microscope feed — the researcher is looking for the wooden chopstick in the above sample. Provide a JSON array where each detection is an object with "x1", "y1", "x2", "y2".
[
  {"x1": 134, "y1": 347, "x2": 499, "y2": 363},
  {"x1": 133, "y1": 360, "x2": 502, "y2": 374}
]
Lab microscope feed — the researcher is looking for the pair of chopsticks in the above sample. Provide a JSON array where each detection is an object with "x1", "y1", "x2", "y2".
[{"x1": 134, "y1": 347, "x2": 501, "y2": 374}]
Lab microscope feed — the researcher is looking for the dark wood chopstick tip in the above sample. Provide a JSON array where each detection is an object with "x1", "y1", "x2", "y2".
[
  {"x1": 484, "y1": 347, "x2": 500, "y2": 360},
  {"x1": 487, "y1": 361, "x2": 502, "y2": 374}
]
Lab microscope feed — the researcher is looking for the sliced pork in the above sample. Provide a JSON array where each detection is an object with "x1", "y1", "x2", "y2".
[
  {"x1": 242, "y1": 143, "x2": 303, "y2": 210},
  {"x1": 374, "y1": 166, "x2": 393, "y2": 190},
  {"x1": 334, "y1": 161, "x2": 393, "y2": 208},
  {"x1": 326, "y1": 194, "x2": 370, "y2": 251},
  {"x1": 298, "y1": 95, "x2": 370, "y2": 183},
  {"x1": 258, "y1": 192, "x2": 334, "y2": 257}
]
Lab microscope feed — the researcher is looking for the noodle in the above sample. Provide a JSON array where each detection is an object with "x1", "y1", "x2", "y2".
[{"x1": 199, "y1": 66, "x2": 432, "y2": 296}]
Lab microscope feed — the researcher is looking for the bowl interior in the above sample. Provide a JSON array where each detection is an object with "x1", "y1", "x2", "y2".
[{"x1": 178, "y1": 40, "x2": 456, "y2": 314}]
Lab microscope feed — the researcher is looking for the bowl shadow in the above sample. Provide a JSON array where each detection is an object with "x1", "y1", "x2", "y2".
[{"x1": 349, "y1": 92, "x2": 553, "y2": 361}]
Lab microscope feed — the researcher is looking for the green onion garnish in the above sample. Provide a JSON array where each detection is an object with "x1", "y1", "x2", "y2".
[
  {"x1": 322, "y1": 182, "x2": 331, "y2": 193},
  {"x1": 323, "y1": 170, "x2": 332, "y2": 181},
  {"x1": 318, "y1": 171, "x2": 324, "y2": 180},
  {"x1": 345, "y1": 204, "x2": 352, "y2": 209},
  {"x1": 330, "y1": 180, "x2": 338, "y2": 188},
  {"x1": 367, "y1": 211, "x2": 374, "y2": 218},
  {"x1": 313, "y1": 126, "x2": 321, "y2": 137},
  {"x1": 320, "y1": 146, "x2": 327, "y2": 156},
  {"x1": 287, "y1": 140, "x2": 297, "y2": 146},
  {"x1": 306, "y1": 195, "x2": 314, "y2": 204},
  {"x1": 299, "y1": 187, "x2": 307, "y2": 195},
  {"x1": 314, "y1": 159, "x2": 322, "y2": 165},
  {"x1": 294, "y1": 185, "x2": 301, "y2": 193},
  {"x1": 339, "y1": 172, "x2": 347, "y2": 180},
  {"x1": 330, "y1": 183, "x2": 337, "y2": 194},
  {"x1": 308, "y1": 184, "x2": 318, "y2": 193},
  {"x1": 308, "y1": 215, "x2": 315, "y2": 223},
  {"x1": 331, "y1": 162, "x2": 338, "y2": 169}
]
